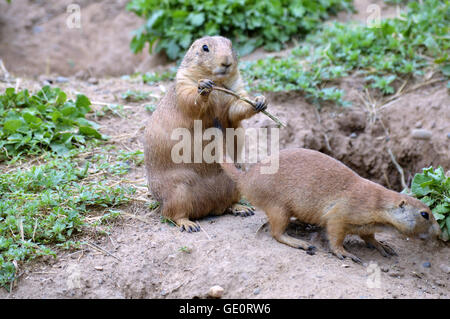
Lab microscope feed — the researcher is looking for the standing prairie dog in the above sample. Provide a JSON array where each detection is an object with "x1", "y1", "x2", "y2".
[
  {"x1": 220, "y1": 148, "x2": 441, "y2": 263},
  {"x1": 144, "y1": 36, "x2": 268, "y2": 232}
]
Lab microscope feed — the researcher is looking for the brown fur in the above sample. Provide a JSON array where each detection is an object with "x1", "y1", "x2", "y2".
[
  {"x1": 220, "y1": 148, "x2": 441, "y2": 262},
  {"x1": 144, "y1": 36, "x2": 262, "y2": 231}
]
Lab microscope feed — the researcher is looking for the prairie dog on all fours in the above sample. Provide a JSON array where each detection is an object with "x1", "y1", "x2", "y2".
[
  {"x1": 220, "y1": 148, "x2": 441, "y2": 263},
  {"x1": 144, "y1": 36, "x2": 268, "y2": 232}
]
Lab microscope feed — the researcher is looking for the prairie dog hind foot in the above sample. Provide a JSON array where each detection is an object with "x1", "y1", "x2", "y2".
[
  {"x1": 177, "y1": 218, "x2": 201, "y2": 233},
  {"x1": 227, "y1": 203, "x2": 255, "y2": 217}
]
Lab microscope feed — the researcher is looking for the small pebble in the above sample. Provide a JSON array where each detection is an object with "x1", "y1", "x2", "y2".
[
  {"x1": 447, "y1": 133, "x2": 450, "y2": 139},
  {"x1": 422, "y1": 261, "x2": 431, "y2": 268},
  {"x1": 349, "y1": 132, "x2": 357, "y2": 139},
  {"x1": 411, "y1": 129, "x2": 432, "y2": 140},
  {"x1": 88, "y1": 77, "x2": 99, "y2": 85},
  {"x1": 253, "y1": 288, "x2": 260, "y2": 295},
  {"x1": 208, "y1": 285, "x2": 224, "y2": 298},
  {"x1": 75, "y1": 70, "x2": 89, "y2": 80},
  {"x1": 415, "y1": 121, "x2": 422, "y2": 128},
  {"x1": 94, "y1": 266, "x2": 103, "y2": 271},
  {"x1": 32, "y1": 26, "x2": 43, "y2": 34},
  {"x1": 56, "y1": 76, "x2": 69, "y2": 83},
  {"x1": 439, "y1": 264, "x2": 450, "y2": 274},
  {"x1": 380, "y1": 266, "x2": 389, "y2": 273}
]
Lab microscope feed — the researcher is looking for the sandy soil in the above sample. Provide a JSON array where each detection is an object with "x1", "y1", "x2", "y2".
[
  {"x1": 0, "y1": 0, "x2": 167, "y2": 77},
  {"x1": 0, "y1": 0, "x2": 449, "y2": 299},
  {"x1": 0, "y1": 75, "x2": 448, "y2": 299}
]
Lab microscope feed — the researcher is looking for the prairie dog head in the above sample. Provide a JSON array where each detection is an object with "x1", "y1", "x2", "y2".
[
  {"x1": 179, "y1": 36, "x2": 238, "y2": 84},
  {"x1": 388, "y1": 195, "x2": 441, "y2": 239}
]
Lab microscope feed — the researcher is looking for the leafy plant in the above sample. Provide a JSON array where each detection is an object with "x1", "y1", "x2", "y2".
[
  {"x1": 160, "y1": 216, "x2": 176, "y2": 226},
  {"x1": 0, "y1": 154, "x2": 136, "y2": 290},
  {"x1": 127, "y1": 0, "x2": 353, "y2": 60},
  {"x1": 179, "y1": 246, "x2": 191, "y2": 253},
  {"x1": 121, "y1": 90, "x2": 152, "y2": 102},
  {"x1": 411, "y1": 166, "x2": 450, "y2": 241},
  {"x1": 0, "y1": 86, "x2": 104, "y2": 160},
  {"x1": 144, "y1": 104, "x2": 157, "y2": 113},
  {"x1": 95, "y1": 103, "x2": 126, "y2": 118},
  {"x1": 141, "y1": 68, "x2": 177, "y2": 84},
  {"x1": 241, "y1": 57, "x2": 349, "y2": 106},
  {"x1": 241, "y1": 0, "x2": 449, "y2": 105}
]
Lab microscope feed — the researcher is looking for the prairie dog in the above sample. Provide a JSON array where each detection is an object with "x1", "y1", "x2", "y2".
[
  {"x1": 220, "y1": 148, "x2": 441, "y2": 262},
  {"x1": 144, "y1": 36, "x2": 267, "y2": 232}
]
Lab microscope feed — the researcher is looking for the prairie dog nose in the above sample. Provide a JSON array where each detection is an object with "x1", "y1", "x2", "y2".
[{"x1": 221, "y1": 56, "x2": 233, "y2": 68}]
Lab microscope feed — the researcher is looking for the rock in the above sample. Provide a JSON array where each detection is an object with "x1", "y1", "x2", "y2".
[
  {"x1": 422, "y1": 261, "x2": 431, "y2": 268},
  {"x1": 411, "y1": 129, "x2": 432, "y2": 140},
  {"x1": 56, "y1": 76, "x2": 69, "y2": 83},
  {"x1": 253, "y1": 288, "x2": 260, "y2": 295},
  {"x1": 32, "y1": 26, "x2": 43, "y2": 34},
  {"x1": 88, "y1": 77, "x2": 99, "y2": 85},
  {"x1": 208, "y1": 285, "x2": 224, "y2": 298},
  {"x1": 349, "y1": 132, "x2": 357, "y2": 139},
  {"x1": 447, "y1": 133, "x2": 450, "y2": 139},
  {"x1": 380, "y1": 265, "x2": 389, "y2": 273},
  {"x1": 94, "y1": 266, "x2": 103, "y2": 271},
  {"x1": 439, "y1": 264, "x2": 450, "y2": 274},
  {"x1": 415, "y1": 121, "x2": 422, "y2": 128},
  {"x1": 75, "y1": 70, "x2": 89, "y2": 80}
]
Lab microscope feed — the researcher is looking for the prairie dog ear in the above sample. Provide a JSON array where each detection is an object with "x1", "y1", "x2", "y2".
[{"x1": 399, "y1": 199, "x2": 406, "y2": 208}]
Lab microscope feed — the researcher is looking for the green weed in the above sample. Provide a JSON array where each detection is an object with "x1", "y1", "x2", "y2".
[
  {"x1": 410, "y1": 166, "x2": 450, "y2": 241},
  {"x1": 241, "y1": 0, "x2": 449, "y2": 105},
  {"x1": 0, "y1": 86, "x2": 104, "y2": 160},
  {"x1": 127, "y1": 0, "x2": 353, "y2": 60},
  {"x1": 0, "y1": 153, "x2": 136, "y2": 290},
  {"x1": 121, "y1": 90, "x2": 152, "y2": 102},
  {"x1": 141, "y1": 68, "x2": 177, "y2": 84}
]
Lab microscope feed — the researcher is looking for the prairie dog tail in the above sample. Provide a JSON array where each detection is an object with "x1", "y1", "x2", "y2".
[{"x1": 219, "y1": 160, "x2": 243, "y2": 183}]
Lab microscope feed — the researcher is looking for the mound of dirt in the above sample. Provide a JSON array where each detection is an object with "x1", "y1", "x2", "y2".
[
  {"x1": 0, "y1": 0, "x2": 166, "y2": 77},
  {"x1": 0, "y1": 76, "x2": 448, "y2": 299},
  {"x1": 245, "y1": 79, "x2": 450, "y2": 191}
]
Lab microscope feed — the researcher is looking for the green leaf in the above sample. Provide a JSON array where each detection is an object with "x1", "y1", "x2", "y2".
[
  {"x1": 56, "y1": 91, "x2": 67, "y2": 105},
  {"x1": 411, "y1": 173, "x2": 433, "y2": 196},
  {"x1": 441, "y1": 64, "x2": 450, "y2": 77},
  {"x1": 49, "y1": 143, "x2": 70, "y2": 154},
  {"x1": 75, "y1": 95, "x2": 91, "y2": 113},
  {"x1": 188, "y1": 13, "x2": 205, "y2": 27},
  {"x1": 3, "y1": 119, "x2": 23, "y2": 133},
  {"x1": 22, "y1": 113, "x2": 42, "y2": 125},
  {"x1": 78, "y1": 126, "x2": 102, "y2": 139}
]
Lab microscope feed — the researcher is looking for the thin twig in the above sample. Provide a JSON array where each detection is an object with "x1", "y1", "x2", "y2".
[
  {"x1": 387, "y1": 148, "x2": 408, "y2": 190},
  {"x1": 211, "y1": 86, "x2": 286, "y2": 127},
  {"x1": 122, "y1": 212, "x2": 153, "y2": 224},
  {"x1": 255, "y1": 221, "x2": 269, "y2": 237},
  {"x1": 379, "y1": 78, "x2": 445, "y2": 110},
  {"x1": 379, "y1": 118, "x2": 408, "y2": 190},
  {"x1": 198, "y1": 224, "x2": 212, "y2": 240},
  {"x1": 32, "y1": 218, "x2": 38, "y2": 242},
  {"x1": 85, "y1": 242, "x2": 121, "y2": 262}
]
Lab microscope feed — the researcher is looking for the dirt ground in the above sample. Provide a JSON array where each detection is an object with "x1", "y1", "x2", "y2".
[{"x1": 0, "y1": 0, "x2": 449, "y2": 299}]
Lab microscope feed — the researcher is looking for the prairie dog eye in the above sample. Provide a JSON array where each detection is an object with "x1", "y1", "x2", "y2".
[
  {"x1": 202, "y1": 44, "x2": 209, "y2": 52},
  {"x1": 420, "y1": 211, "x2": 429, "y2": 220}
]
